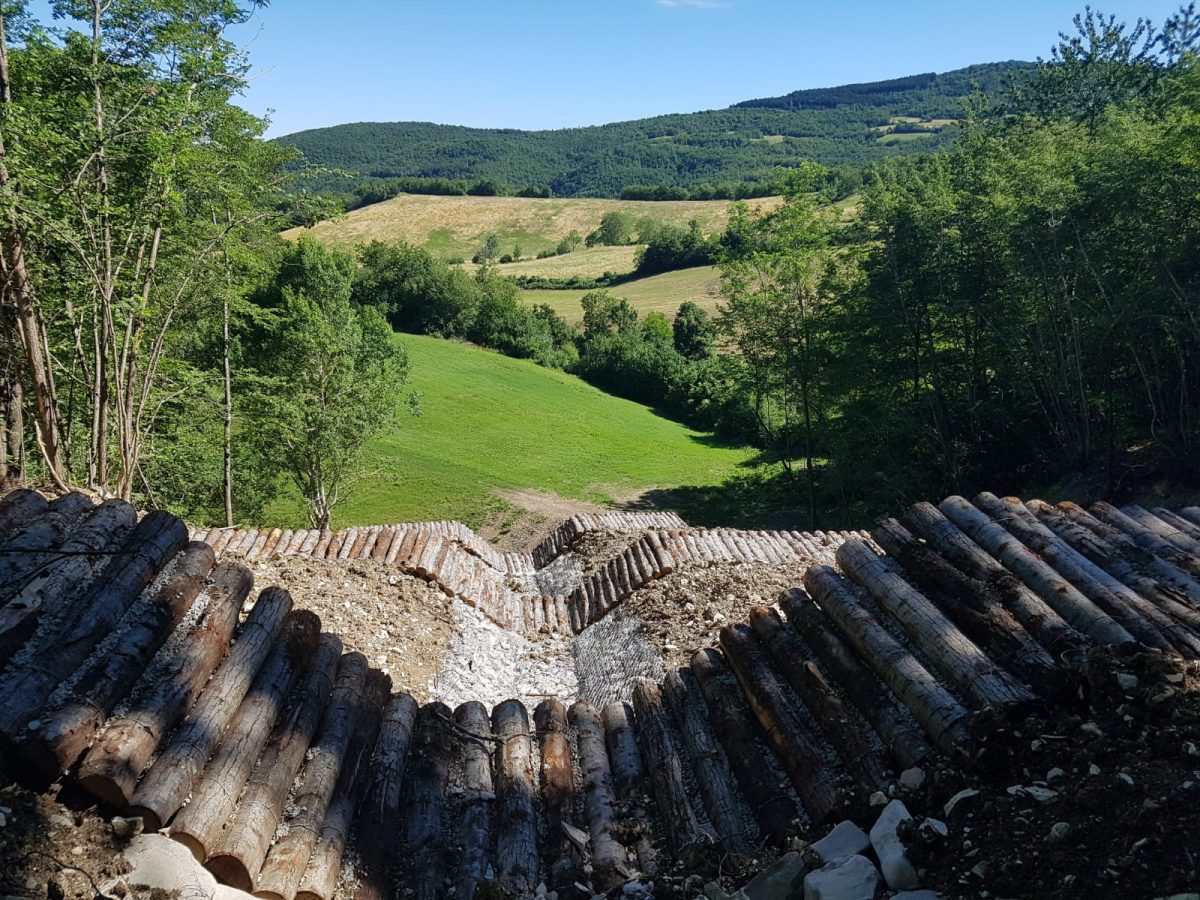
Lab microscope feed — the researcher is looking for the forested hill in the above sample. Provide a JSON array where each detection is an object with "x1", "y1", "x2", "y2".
[
  {"x1": 279, "y1": 61, "x2": 1032, "y2": 199},
  {"x1": 734, "y1": 62, "x2": 1026, "y2": 111}
]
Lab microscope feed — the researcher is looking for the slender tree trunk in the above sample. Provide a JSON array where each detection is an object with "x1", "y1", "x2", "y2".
[
  {"x1": 0, "y1": 367, "x2": 21, "y2": 481},
  {"x1": 0, "y1": 14, "x2": 66, "y2": 488},
  {"x1": 223, "y1": 293, "x2": 234, "y2": 526}
]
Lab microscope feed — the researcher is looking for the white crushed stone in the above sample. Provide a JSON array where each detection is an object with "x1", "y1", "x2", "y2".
[{"x1": 430, "y1": 599, "x2": 577, "y2": 710}]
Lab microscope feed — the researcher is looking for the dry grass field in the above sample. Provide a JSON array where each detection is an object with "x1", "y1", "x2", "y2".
[
  {"x1": 282, "y1": 193, "x2": 782, "y2": 259},
  {"x1": 464, "y1": 245, "x2": 642, "y2": 278},
  {"x1": 521, "y1": 266, "x2": 723, "y2": 322}
]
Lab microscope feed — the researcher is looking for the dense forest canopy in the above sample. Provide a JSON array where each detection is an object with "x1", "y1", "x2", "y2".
[{"x1": 277, "y1": 62, "x2": 1031, "y2": 200}]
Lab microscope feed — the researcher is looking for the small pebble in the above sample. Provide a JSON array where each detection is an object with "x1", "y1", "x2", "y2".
[{"x1": 1048, "y1": 821, "x2": 1071, "y2": 843}]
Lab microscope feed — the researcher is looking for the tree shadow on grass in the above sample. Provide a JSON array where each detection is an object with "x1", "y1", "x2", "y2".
[
  {"x1": 634, "y1": 468, "x2": 809, "y2": 530},
  {"x1": 633, "y1": 464, "x2": 880, "y2": 531}
]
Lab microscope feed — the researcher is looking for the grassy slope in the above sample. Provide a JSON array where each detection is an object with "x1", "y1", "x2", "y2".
[
  {"x1": 467, "y1": 245, "x2": 642, "y2": 278},
  {"x1": 522, "y1": 266, "x2": 723, "y2": 323},
  {"x1": 282, "y1": 193, "x2": 780, "y2": 259},
  {"x1": 268, "y1": 333, "x2": 755, "y2": 528}
]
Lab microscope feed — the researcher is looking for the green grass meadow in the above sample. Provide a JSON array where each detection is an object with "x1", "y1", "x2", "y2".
[{"x1": 268, "y1": 333, "x2": 755, "y2": 529}]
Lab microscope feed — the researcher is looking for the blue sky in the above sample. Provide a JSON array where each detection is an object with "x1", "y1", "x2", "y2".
[{"x1": 30, "y1": 1, "x2": 1190, "y2": 136}]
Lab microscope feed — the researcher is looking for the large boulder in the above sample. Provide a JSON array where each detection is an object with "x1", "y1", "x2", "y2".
[
  {"x1": 803, "y1": 854, "x2": 881, "y2": 900},
  {"x1": 811, "y1": 821, "x2": 871, "y2": 863},
  {"x1": 112, "y1": 834, "x2": 257, "y2": 900}
]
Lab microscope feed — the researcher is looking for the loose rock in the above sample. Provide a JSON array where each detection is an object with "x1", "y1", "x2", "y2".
[
  {"x1": 812, "y1": 821, "x2": 871, "y2": 864},
  {"x1": 803, "y1": 854, "x2": 881, "y2": 900},
  {"x1": 869, "y1": 799, "x2": 919, "y2": 891},
  {"x1": 943, "y1": 788, "x2": 979, "y2": 819}
]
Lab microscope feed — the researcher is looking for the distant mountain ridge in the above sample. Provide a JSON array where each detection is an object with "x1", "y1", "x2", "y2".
[
  {"x1": 734, "y1": 62, "x2": 1029, "y2": 110},
  {"x1": 281, "y1": 61, "x2": 1032, "y2": 200}
]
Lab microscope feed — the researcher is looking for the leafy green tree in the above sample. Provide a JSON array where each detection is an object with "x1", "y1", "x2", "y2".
[
  {"x1": 585, "y1": 212, "x2": 636, "y2": 247},
  {"x1": 473, "y1": 233, "x2": 502, "y2": 263},
  {"x1": 580, "y1": 290, "x2": 639, "y2": 340},
  {"x1": 248, "y1": 251, "x2": 408, "y2": 529},
  {"x1": 642, "y1": 311, "x2": 673, "y2": 346},
  {"x1": 556, "y1": 230, "x2": 583, "y2": 255},
  {"x1": 673, "y1": 301, "x2": 717, "y2": 359},
  {"x1": 0, "y1": 0, "x2": 292, "y2": 498},
  {"x1": 354, "y1": 241, "x2": 479, "y2": 336},
  {"x1": 1018, "y1": 6, "x2": 1161, "y2": 127},
  {"x1": 719, "y1": 196, "x2": 862, "y2": 525}
]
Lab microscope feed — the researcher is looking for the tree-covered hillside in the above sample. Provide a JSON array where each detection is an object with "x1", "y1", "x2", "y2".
[
  {"x1": 734, "y1": 62, "x2": 1026, "y2": 111},
  {"x1": 279, "y1": 62, "x2": 1031, "y2": 199}
]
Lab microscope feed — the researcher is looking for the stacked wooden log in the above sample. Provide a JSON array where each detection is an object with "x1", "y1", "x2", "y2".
[
  {"x1": 193, "y1": 513, "x2": 875, "y2": 638},
  {"x1": 567, "y1": 527, "x2": 866, "y2": 630},
  {"x1": 190, "y1": 510, "x2": 688, "y2": 577},
  {"x1": 4, "y1": 490, "x2": 1200, "y2": 898},
  {"x1": 192, "y1": 516, "x2": 861, "y2": 637},
  {"x1": 194, "y1": 522, "x2": 570, "y2": 635}
]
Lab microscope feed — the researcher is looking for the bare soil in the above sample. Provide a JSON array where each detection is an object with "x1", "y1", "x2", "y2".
[
  {"x1": 625, "y1": 561, "x2": 814, "y2": 670},
  {"x1": 244, "y1": 555, "x2": 455, "y2": 702},
  {"x1": 908, "y1": 648, "x2": 1200, "y2": 898},
  {"x1": 0, "y1": 779, "x2": 127, "y2": 900},
  {"x1": 570, "y1": 530, "x2": 646, "y2": 576},
  {"x1": 486, "y1": 488, "x2": 605, "y2": 553}
]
